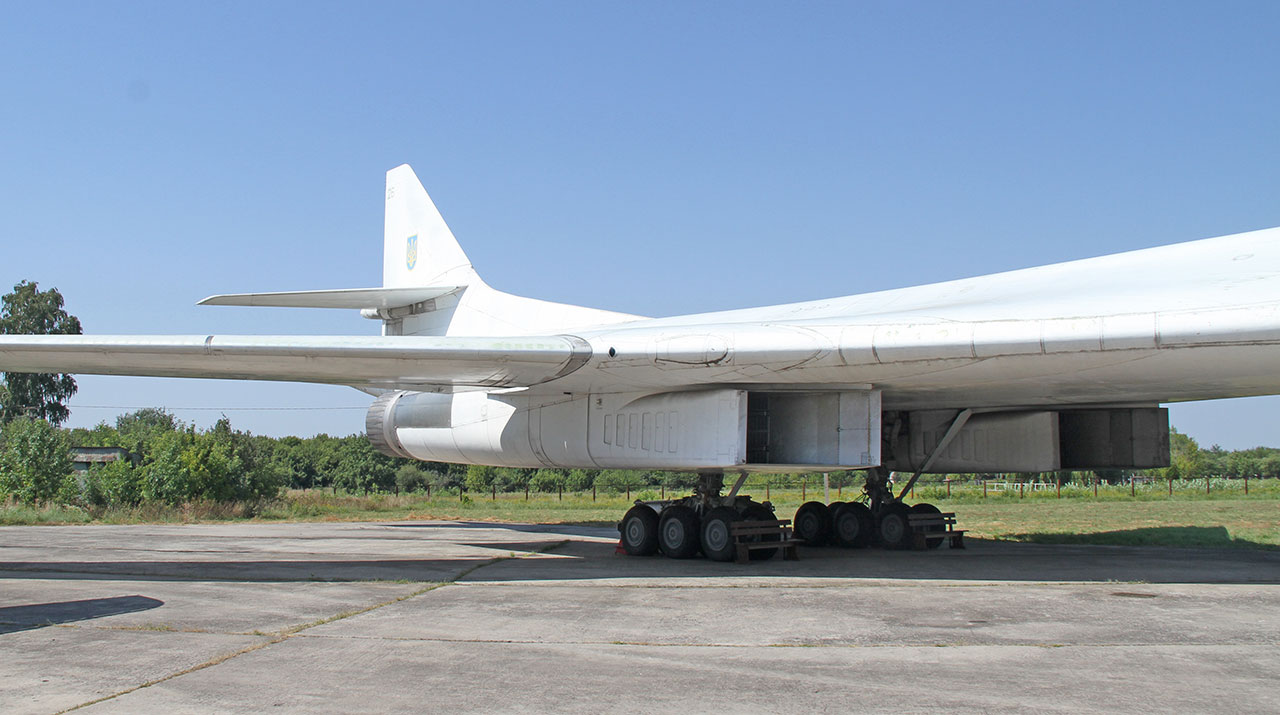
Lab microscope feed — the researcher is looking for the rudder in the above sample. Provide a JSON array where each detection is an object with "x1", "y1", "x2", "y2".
[{"x1": 383, "y1": 165, "x2": 479, "y2": 289}]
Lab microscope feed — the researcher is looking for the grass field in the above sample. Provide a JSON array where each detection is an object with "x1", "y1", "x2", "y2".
[{"x1": 2, "y1": 484, "x2": 1277, "y2": 550}]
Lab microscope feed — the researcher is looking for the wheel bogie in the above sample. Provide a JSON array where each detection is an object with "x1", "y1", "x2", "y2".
[
  {"x1": 700, "y1": 506, "x2": 739, "y2": 562},
  {"x1": 877, "y1": 501, "x2": 912, "y2": 549},
  {"x1": 793, "y1": 501, "x2": 831, "y2": 546},
  {"x1": 910, "y1": 502, "x2": 945, "y2": 549},
  {"x1": 831, "y1": 502, "x2": 873, "y2": 548},
  {"x1": 658, "y1": 505, "x2": 701, "y2": 559},
  {"x1": 619, "y1": 505, "x2": 660, "y2": 556}
]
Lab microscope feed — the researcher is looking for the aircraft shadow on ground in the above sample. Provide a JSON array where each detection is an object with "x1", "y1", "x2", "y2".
[
  {"x1": 1, "y1": 523, "x2": 1275, "y2": 586},
  {"x1": 0, "y1": 595, "x2": 163, "y2": 635}
]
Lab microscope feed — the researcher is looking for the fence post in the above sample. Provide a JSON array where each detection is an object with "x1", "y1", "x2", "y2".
[
  {"x1": 1206, "y1": 478, "x2": 1210, "y2": 496},
  {"x1": 525, "y1": 484, "x2": 530, "y2": 501},
  {"x1": 766, "y1": 482, "x2": 770, "y2": 500},
  {"x1": 947, "y1": 479, "x2": 952, "y2": 498},
  {"x1": 426, "y1": 484, "x2": 431, "y2": 499},
  {"x1": 1094, "y1": 475, "x2": 1098, "y2": 498},
  {"x1": 1019, "y1": 482, "x2": 1024, "y2": 499},
  {"x1": 492, "y1": 484, "x2": 496, "y2": 501},
  {"x1": 802, "y1": 479, "x2": 806, "y2": 500},
  {"x1": 1245, "y1": 475, "x2": 1249, "y2": 495},
  {"x1": 1056, "y1": 479, "x2": 1060, "y2": 499},
  {"x1": 593, "y1": 485, "x2": 597, "y2": 502},
  {"x1": 661, "y1": 485, "x2": 665, "y2": 499},
  {"x1": 983, "y1": 480, "x2": 987, "y2": 498},
  {"x1": 1131, "y1": 477, "x2": 1135, "y2": 497},
  {"x1": 1168, "y1": 477, "x2": 1172, "y2": 496},
  {"x1": 626, "y1": 484, "x2": 631, "y2": 501},
  {"x1": 559, "y1": 483, "x2": 563, "y2": 501}
]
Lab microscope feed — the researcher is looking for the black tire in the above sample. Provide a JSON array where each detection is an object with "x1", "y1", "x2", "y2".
[
  {"x1": 742, "y1": 503, "x2": 780, "y2": 561},
  {"x1": 620, "y1": 505, "x2": 660, "y2": 556},
  {"x1": 793, "y1": 501, "x2": 831, "y2": 546},
  {"x1": 831, "y1": 502, "x2": 873, "y2": 548},
  {"x1": 700, "y1": 506, "x2": 739, "y2": 562},
  {"x1": 911, "y1": 502, "x2": 945, "y2": 549},
  {"x1": 878, "y1": 501, "x2": 912, "y2": 550},
  {"x1": 825, "y1": 502, "x2": 847, "y2": 545},
  {"x1": 658, "y1": 505, "x2": 701, "y2": 559}
]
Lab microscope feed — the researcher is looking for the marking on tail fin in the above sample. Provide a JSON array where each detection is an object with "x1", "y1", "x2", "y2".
[{"x1": 406, "y1": 235, "x2": 418, "y2": 270}]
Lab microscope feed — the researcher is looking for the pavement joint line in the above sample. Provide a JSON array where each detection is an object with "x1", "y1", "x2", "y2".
[
  {"x1": 53, "y1": 636, "x2": 285, "y2": 714},
  {"x1": 0, "y1": 566, "x2": 445, "y2": 583},
  {"x1": 51, "y1": 538, "x2": 571, "y2": 712},
  {"x1": 248, "y1": 634, "x2": 1280, "y2": 649}
]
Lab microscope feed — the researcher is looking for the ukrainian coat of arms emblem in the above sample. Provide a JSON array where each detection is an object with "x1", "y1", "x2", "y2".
[{"x1": 406, "y1": 235, "x2": 418, "y2": 270}]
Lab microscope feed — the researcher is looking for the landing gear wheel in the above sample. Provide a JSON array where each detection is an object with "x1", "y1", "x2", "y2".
[
  {"x1": 831, "y1": 502, "x2": 873, "y2": 548},
  {"x1": 911, "y1": 502, "x2": 944, "y2": 549},
  {"x1": 620, "y1": 505, "x2": 660, "y2": 556},
  {"x1": 793, "y1": 501, "x2": 831, "y2": 546},
  {"x1": 742, "y1": 503, "x2": 780, "y2": 561},
  {"x1": 878, "y1": 501, "x2": 912, "y2": 550},
  {"x1": 700, "y1": 507, "x2": 739, "y2": 562},
  {"x1": 658, "y1": 505, "x2": 701, "y2": 559},
  {"x1": 825, "y1": 501, "x2": 846, "y2": 545}
]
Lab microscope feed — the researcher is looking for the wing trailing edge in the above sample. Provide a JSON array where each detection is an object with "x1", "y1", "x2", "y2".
[{"x1": 0, "y1": 334, "x2": 591, "y2": 391}]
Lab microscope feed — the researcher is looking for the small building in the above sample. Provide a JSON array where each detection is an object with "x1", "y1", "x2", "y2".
[{"x1": 70, "y1": 447, "x2": 139, "y2": 473}]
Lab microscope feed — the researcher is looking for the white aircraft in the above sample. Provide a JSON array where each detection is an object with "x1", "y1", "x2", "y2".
[{"x1": 2, "y1": 165, "x2": 1278, "y2": 559}]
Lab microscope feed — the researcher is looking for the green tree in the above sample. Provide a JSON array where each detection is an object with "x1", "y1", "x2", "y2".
[
  {"x1": 464, "y1": 464, "x2": 497, "y2": 493},
  {"x1": 335, "y1": 437, "x2": 395, "y2": 494},
  {"x1": 1164, "y1": 429, "x2": 1206, "y2": 479},
  {"x1": 0, "y1": 281, "x2": 84, "y2": 425},
  {"x1": 0, "y1": 417, "x2": 74, "y2": 504},
  {"x1": 395, "y1": 463, "x2": 433, "y2": 493},
  {"x1": 529, "y1": 468, "x2": 565, "y2": 493},
  {"x1": 80, "y1": 457, "x2": 143, "y2": 508},
  {"x1": 115, "y1": 408, "x2": 180, "y2": 457}
]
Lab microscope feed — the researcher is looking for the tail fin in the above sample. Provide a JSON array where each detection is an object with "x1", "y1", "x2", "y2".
[
  {"x1": 384, "y1": 165, "x2": 480, "y2": 289},
  {"x1": 381, "y1": 164, "x2": 644, "y2": 337}
]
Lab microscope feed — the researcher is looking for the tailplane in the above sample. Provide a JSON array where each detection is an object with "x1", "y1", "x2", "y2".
[{"x1": 201, "y1": 165, "x2": 643, "y2": 338}]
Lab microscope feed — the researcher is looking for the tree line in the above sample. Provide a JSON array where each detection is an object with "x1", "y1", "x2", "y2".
[{"x1": 1, "y1": 407, "x2": 1277, "y2": 509}]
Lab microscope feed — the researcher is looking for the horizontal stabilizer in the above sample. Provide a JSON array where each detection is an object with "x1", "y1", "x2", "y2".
[
  {"x1": 0, "y1": 334, "x2": 590, "y2": 391},
  {"x1": 198, "y1": 287, "x2": 461, "y2": 310}
]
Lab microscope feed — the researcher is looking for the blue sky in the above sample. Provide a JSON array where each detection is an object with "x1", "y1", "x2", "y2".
[{"x1": 2, "y1": 2, "x2": 1279, "y2": 448}]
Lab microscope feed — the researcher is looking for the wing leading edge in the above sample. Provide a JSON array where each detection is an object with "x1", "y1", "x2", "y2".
[{"x1": 0, "y1": 334, "x2": 591, "y2": 391}]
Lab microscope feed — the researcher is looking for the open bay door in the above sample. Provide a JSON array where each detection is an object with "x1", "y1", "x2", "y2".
[{"x1": 746, "y1": 390, "x2": 881, "y2": 470}]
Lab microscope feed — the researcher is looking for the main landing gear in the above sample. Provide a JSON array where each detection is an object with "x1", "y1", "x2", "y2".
[
  {"x1": 618, "y1": 472, "x2": 781, "y2": 562},
  {"x1": 791, "y1": 467, "x2": 944, "y2": 550}
]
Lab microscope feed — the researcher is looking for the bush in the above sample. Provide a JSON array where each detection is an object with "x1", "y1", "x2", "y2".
[
  {"x1": 529, "y1": 469, "x2": 565, "y2": 493},
  {"x1": 137, "y1": 420, "x2": 282, "y2": 504},
  {"x1": 395, "y1": 464, "x2": 433, "y2": 493},
  {"x1": 464, "y1": 465, "x2": 497, "y2": 493},
  {"x1": 80, "y1": 457, "x2": 143, "y2": 507},
  {"x1": 0, "y1": 417, "x2": 74, "y2": 505}
]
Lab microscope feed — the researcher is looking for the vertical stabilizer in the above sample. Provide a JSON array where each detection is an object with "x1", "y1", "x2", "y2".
[
  {"x1": 384, "y1": 165, "x2": 480, "y2": 289},
  {"x1": 380, "y1": 163, "x2": 644, "y2": 337}
]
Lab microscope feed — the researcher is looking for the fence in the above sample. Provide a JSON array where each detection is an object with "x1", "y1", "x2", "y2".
[{"x1": 407, "y1": 474, "x2": 1278, "y2": 504}]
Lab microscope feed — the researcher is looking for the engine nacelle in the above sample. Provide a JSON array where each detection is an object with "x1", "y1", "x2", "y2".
[{"x1": 366, "y1": 388, "x2": 882, "y2": 471}]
